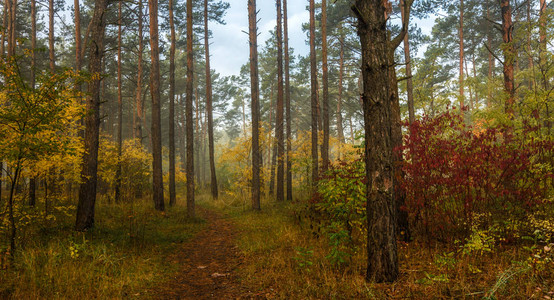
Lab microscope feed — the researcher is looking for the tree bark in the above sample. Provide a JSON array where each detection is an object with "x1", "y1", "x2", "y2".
[
  {"x1": 309, "y1": 0, "x2": 318, "y2": 191},
  {"x1": 248, "y1": 0, "x2": 261, "y2": 210},
  {"x1": 74, "y1": 0, "x2": 81, "y2": 73},
  {"x1": 501, "y1": 0, "x2": 515, "y2": 116},
  {"x1": 353, "y1": 0, "x2": 411, "y2": 282},
  {"x1": 321, "y1": 0, "x2": 330, "y2": 172},
  {"x1": 115, "y1": 0, "x2": 123, "y2": 203},
  {"x1": 275, "y1": 0, "x2": 285, "y2": 201},
  {"x1": 75, "y1": 0, "x2": 108, "y2": 231},
  {"x1": 149, "y1": 0, "x2": 165, "y2": 211},
  {"x1": 168, "y1": 0, "x2": 177, "y2": 206},
  {"x1": 459, "y1": 0, "x2": 464, "y2": 110},
  {"x1": 135, "y1": 0, "x2": 144, "y2": 143},
  {"x1": 49, "y1": 0, "x2": 55, "y2": 71},
  {"x1": 186, "y1": 0, "x2": 195, "y2": 218},
  {"x1": 29, "y1": 0, "x2": 37, "y2": 207},
  {"x1": 400, "y1": 0, "x2": 414, "y2": 123},
  {"x1": 283, "y1": 0, "x2": 292, "y2": 201},
  {"x1": 337, "y1": 28, "x2": 345, "y2": 144},
  {"x1": 1, "y1": 0, "x2": 6, "y2": 56},
  {"x1": 204, "y1": 0, "x2": 218, "y2": 200}
]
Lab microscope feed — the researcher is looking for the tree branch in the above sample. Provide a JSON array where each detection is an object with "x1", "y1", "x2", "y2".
[{"x1": 390, "y1": 0, "x2": 413, "y2": 50}]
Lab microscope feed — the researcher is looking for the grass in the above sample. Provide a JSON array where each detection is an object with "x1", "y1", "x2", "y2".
[
  {"x1": 0, "y1": 195, "x2": 204, "y2": 299},
  {"x1": 207, "y1": 193, "x2": 554, "y2": 299}
]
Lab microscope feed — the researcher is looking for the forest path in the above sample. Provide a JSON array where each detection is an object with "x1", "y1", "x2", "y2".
[{"x1": 154, "y1": 207, "x2": 248, "y2": 299}]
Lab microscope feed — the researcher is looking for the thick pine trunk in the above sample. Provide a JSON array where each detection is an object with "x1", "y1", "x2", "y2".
[
  {"x1": 309, "y1": 0, "x2": 318, "y2": 190},
  {"x1": 248, "y1": 0, "x2": 261, "y2": 210},
  {"x1": 321, "y1": 0, "x2": 329, "y2": 172},
  {"x1": 186, "y1": 0, "x2": 195, "y2": 218},
  {"x1": 168, "y1": 0, "x2": 177, "y2": 206},
  {"x1": 75, "y1": 0, "x2": 108, "y2": 231},
  {"x1": 283, "y1": 0, "x2": 292, "y2": 201},
  {"x1": 204, "y1": 0, "x2": 218, "y2": 200},
  {"x1": 354, "y1": 0, "x2": 412, "y2": 283},
  {"x1": 149, "y1": 0, "x2": 165, "y2": 211},
  {"x1": 275, "y1": 0, "x2": 285, "y2": 201}
]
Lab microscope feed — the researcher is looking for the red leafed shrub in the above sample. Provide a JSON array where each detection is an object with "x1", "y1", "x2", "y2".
[{"x1": 399, "y1": 110, "x2": 554, "y2": 242}]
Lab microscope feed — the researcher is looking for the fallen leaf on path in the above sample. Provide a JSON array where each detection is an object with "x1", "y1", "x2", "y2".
[
  {"x1": 211, "y1": 272, "x2": 229, "y2": 277},
  {"x1": 197, "y1": 266, "x2": 207, "y2": 269}
]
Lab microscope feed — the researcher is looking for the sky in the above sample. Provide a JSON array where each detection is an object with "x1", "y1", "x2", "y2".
[
  {"x1": 209, "y1": 1, "x2": 310, "y2": 77},
  {"x1": 209, "y1": 1, "x2": 436, "y2": 78}
]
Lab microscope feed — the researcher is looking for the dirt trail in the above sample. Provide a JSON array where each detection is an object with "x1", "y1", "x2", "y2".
[{"x1": 155, "y1": 207, "x2": 248, "y2": 299}]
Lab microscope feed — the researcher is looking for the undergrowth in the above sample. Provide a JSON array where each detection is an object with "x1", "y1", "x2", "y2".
[
  {"x1": 208, "y1": 194, "x2": 554, "y2": 299},
  {"x1": 0, "y1": 197, "x2": 204, "y2": 299}
]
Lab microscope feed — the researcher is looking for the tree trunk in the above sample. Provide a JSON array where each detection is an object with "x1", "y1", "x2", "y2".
[
  {"x1": 353, "y1": 0, "x2": 411, "y2": 282},
  {"x1": 49, "y1": 0, "x2": 55, "y2": 71},
  {"x1": 7, "y1": 0, "x2": 15, "y2": 58},
  {"x1": 486, "y1": 3, "x2": 493, "y2": 107},
  {"x1": 539, "y1": 0, "x2": 547, "y2": 54},
  {"x1": 283, "y1": 0, "x2": 292, "y2": 201},
  {"x1": 135, "y1": 0, "x2": 144, "y2": 143},
  {"x1": 75, "y1": 0, "x2": 108, "y2": 231},
  {"x1": 186, "y1": 0, "x2": 195, "y2": 218},
  {"x1": 248, "y1": 0, "x2": 261, "y2": 210},
  {"x1": 501, "y1": 0, "x2": 515, "y2": 116},
  {"x1": 337, "y1": 28, "x2": 345, "y2": 144},
  {"x1": 459, "y1": 0, "x2": 464, "y2": 110},
  {"x1": 115, "y1": 0, "x2": 123, "y2": 203},
  {"x1": 275, "y1": 0, "x2": 285, "y2": 202},
  {"x1": 168, "y1": 0, "x2": 177, "y2": 206},
  {"x1": 29, "y1": 0, "x2": 37, "y2": 207},
  {"x1": 74, "y1": 0, "x2": 81, "y2": 73},
  {"x1": 149, "y1": 0, "x2": 165, "y2": 211},
  {"x1": 400, "y1": 0, "x2": 414, "y2": 123},
  {"x1": 1, "y1": 0, "x2": 6, "y2": 56},
  {"x1": 204, "y1": 0, "x2": 218, "y2": 200},
  {"x1": 309, "y1": 0, "x2": 318, "y2": 190},
  {"x1": 321, "y1": 0, "x2": 329, "y2": 172}
]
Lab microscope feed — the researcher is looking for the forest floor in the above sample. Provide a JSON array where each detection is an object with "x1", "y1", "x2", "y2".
[{"x1": 153, "y1": 207, "x2": 252, "y2": 299}]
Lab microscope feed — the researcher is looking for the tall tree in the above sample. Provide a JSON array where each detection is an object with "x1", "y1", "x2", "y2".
[
  {"x1": 186, "y1": 0, "x2": 195, "y2": 217},
  {"x1": 115, "y1": 0, "x2": 123, "y2": 203},
  {"x1": 75, "y1": 0, "x2": 109, "y2": 231},
  {"x1": 458, "y1": 0, "x2": 464, "y2": 110},
  {"x1": 28, "y1": 0, "x2": 37, "y2": 206},
  {"x1": 337, "y1": 26, "x2": 345, "y2": 143},
  {"x1": 74, "y1": 0, "x2": 81, "y2": 74},
  {"x1": 149, "y1": 0, "x2": 165, "y2": 211},
  {"x1": 321, "y1": 0, "x2": 329, "y2": 172},
  {"x1": 248, "y1": 0, "x2": 261, "y2": 210},
  {"x1": 501, "y1": 0, "x2": 514, "y2": 116},
  {"x1": 309, "y1": 0, "x2": 318, "y2": 190},
  {"x1": 275, "y1": 0, "x2": 284, "y2": 201},
  {"x1": 353, "y1": 0, "x2": 412, "y2": 282},
  {"x1": 400, "y1": 0, "x2": 415, "y2": 123},
  {"x1": 204, "y1": 0, "x2": 218, "y2": 200},
  {"x1": 48, "y1": 0, "x2": 55, "y2": 71},
  {"x1": 283, "y1": 0, "x2": 292, "y2": 201},
  {"x1": 135, "y1": 0, "x2": 144, "y2": 142},
  {"x1": 168, "y1": 0, "x2": 176, "y2": 206}
]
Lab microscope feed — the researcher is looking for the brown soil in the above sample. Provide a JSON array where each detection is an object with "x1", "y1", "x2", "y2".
[{"x1": 154, "y1": 207, "x2": 250, "y2": 299}]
